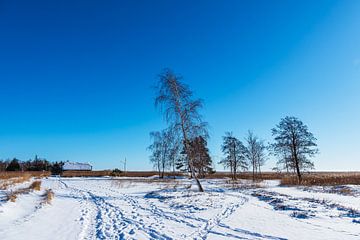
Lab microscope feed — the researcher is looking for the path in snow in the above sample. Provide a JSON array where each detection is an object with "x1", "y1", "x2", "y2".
[{"x1": 1, "y1": 177, "x2": 360, "y2": 240}]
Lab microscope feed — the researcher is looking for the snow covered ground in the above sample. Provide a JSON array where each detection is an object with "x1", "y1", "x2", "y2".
[{"x1": 1, "y1": 177, "x2": 360, "y2": 240}]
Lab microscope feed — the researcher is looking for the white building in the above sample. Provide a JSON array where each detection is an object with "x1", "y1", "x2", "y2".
[{"x1": 63, "y1": 161, "x2": 92, "y2": 171}]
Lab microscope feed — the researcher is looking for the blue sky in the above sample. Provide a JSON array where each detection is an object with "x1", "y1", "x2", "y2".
[{"x1": 0, "y1": 0, "x2": 359, "y2": 171}]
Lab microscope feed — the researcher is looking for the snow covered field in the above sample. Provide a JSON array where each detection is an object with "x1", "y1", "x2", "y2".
[{"x1": 1, "y1": 177, "x2": 360, "y2": 240}]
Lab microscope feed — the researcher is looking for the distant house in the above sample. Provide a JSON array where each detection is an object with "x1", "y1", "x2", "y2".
[{"x1": 62, "y1": 161, "x2": 92, "y2": 171}]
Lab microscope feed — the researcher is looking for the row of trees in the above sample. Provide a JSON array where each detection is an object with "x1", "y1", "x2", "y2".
[
  {"x1": 0, "y1": 156, "x2": 65, "y2": 174},
  {"x1": 220, "y1": 131, "x2": 267, "y2": 180},
  {"x1": 148, "y1": 69, "x2": 319, "y2": 190}
]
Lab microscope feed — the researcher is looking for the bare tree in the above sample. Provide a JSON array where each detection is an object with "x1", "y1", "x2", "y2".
[
  {"x1": 271, "y1": 116, "x2": 318, "y2": 183},
  {"x1": 148, "y1": 131, "x2": 163, "y2": 177},
  {"x1": 166, "y1": 127, "x2": 181, "y2": 178},
  {"x1": 154, "y1": 69, "x2": 208, "y2": 191},
  {"x1": 220, "y1": 132, "x2": 248, "y2": 180},
  {"x1": 245, "y1": 131, "x2": 267, "y2": 180},
  {"x1": 148, "y1": 128, "x2": 179, "y2": 178}
]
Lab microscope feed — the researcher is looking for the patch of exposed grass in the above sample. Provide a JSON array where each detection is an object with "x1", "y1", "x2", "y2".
[
  {"x1": 0, "y1": 174, "x2": 31, "y2": 190},
  {"x1": 4, "y1": 180, "x2": 42, "y2": 202},
  {"x1": 61, "y1": 170, "x2": 184, "y2": 178},
  {"x1": 41, "y1": 189, "x2": 54, "y2": 204},
  {"x1": 0, "y1": 172, "x2": 50, "y2": 190},
  {"x1": 30, "y1": 181, "x2": 42, "y2": 191},
  {"x1": 5, "y1": 191, "x2": 18, "y2": 202}
]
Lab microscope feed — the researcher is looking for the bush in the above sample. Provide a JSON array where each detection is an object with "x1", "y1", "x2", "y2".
[{"x1": 30, "y1": 181, "x2": 42, "y2": 191}]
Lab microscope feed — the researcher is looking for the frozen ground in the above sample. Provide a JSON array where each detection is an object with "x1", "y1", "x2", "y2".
[{"x1": 1, "y1": 177, "x2": 360, "y2": 240}]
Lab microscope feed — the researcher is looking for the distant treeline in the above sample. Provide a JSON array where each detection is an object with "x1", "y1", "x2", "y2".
[{"x1": 0, "y1": 155, "x2": 64, "y2": 174}]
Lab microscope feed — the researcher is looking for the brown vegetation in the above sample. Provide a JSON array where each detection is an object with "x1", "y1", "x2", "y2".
[
  {"x1": 5, "y1": 191, "x2": 18, "y2": 202},
  {"x1": 30, "y1": 180, "x2": 42, "y2": 191},
  {"x1": 281, "y1": 172, "x2": 360, "y2": 186},
  {"x1": 0, "y1": 174, "x2": 31, "y2": 190},
  {"x1": 4, "y1": 180, "x2": 42, "y2": 202},
  {"x1": 205, "y1": 171, "x2": 284, "y2": 180},
  {"x1": 0, "y1": 171, "x2": 50, "y2": 179},
  {"x1": 61, "y1": 170, "x2": 184, "y2": 178},
  {"x1": 41, "y1": 189, "x2": 54, "y2": 204},
  {"x1": 0, "y1": 172, "x2": 49, "y2": 190}
]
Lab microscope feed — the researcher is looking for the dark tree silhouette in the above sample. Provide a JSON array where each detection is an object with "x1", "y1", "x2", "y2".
[
  {"x1": 188, "y1": 136, "x2": 214, "y2": 178},
  {"x1": 154, "y1": 69, "x2": 208, "y2": 191},
  {"x1": 6, "y1": 158, "x2": 21, "y2": 171},
  {"x1": 271, "y1": 116, "x2": 318, "y2": 183}
]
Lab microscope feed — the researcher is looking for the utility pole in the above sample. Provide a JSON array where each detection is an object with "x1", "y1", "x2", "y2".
[{"x1": 120, "y1": 158, "x2": 127, "y2": 176}]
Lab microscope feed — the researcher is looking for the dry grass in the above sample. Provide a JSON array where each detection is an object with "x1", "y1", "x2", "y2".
[
  {"x1": 0, "y1": 171, "x2": 50, "y2": 179},
  {"x1": 5, "y1": 191, "x2": 18, "y2": 202},
  {"x1": 0, "y1": 171, "x2": 50, "y2": 190},
  {"x1": 41, "y1": 189, "x2": 54, "y2": 204},
  {"x1": 205, "y1": 172, "x2": 285, "y2": 180},
  {"x1": 0, "y1": 174, "x2": 31, "y2": 190},
  {"x1": 61, "y1": 170, "x2": 112, "y2": 177},
  {"x1": 4, "y1": 180, "x2": 42, "y2": 202},
  {"x1": 61, "y1": 170, "x2": 184, "y2": 178},
  {"x1": 30, "y1": 180, "x2": 42, "y2": 191},
  {"x1": 281, "y1": 172, "x2": 360, "y2": 186}
]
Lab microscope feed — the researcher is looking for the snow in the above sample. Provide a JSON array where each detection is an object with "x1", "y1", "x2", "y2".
[
  {"x1": 63, "y1": 161, "x2": 92, "y2": 171},
  {"x1": 1, "y1": 177, "x2": 360, "y2": 239}
]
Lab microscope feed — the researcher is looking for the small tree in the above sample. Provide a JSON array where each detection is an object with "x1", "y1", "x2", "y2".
[
  {"x1": 220, "y1": 132, "x2": 248, "y2": 180},
  {"x1": 188, "y1": 136, "x2": 214, "y2": 178},
  {"x1": 245, "y1": 131, "x2": 267, "y2": 180},
  {"x1": 148, "y1": 128, "x2": 179, "y2": 178},
  {"x1": 271, "y1": 116, "x2": 318, "y2": 183},
  {"x1": 148, "y1": 131, "x2": 166, "y2": 178}
]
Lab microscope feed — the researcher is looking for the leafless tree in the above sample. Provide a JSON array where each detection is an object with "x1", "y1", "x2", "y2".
[
  {"x1": 271, "y1": 116, "x2": 318, "y2": 183},
  {"x1": 154, "y1": 69, "x2": 208, "y2": 191},
  {"x1": 245, "y1": 131, "x2": 267, "y2": 180},
  {"x1": 148, "y1": 131, "x2": 163, "y2": 177},
  {"x1": 220, "y1": 132, "x2": 248, "y2": 180},
  {"x1": 148, "y1": 128, "x2": 179, "y2": 178}
]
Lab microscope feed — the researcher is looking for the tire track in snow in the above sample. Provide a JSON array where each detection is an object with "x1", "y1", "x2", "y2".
[
  {"x1": 91, "y1": 183, "x2": 207, "y2": 228},
  {"x1": 187, "y1": 197, "x2": 247, "y2": 240},
  {"x1": 59, "y1": 179, "x2": 173, "y2": 240}
]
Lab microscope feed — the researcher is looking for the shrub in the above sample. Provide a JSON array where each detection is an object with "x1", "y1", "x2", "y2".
[
  {"x1": 42, "y1": 189, "x2": 54, "y2": 204},
  {"x1": 30, "y1": 180, "x2": 42, "y2": 191}
]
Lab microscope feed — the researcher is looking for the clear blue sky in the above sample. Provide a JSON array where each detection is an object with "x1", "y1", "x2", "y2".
[{"x1": 1, "y1": 0, "x2": 359, "y2": 171}]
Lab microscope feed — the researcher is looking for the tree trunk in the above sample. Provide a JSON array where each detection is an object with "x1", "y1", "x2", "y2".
[
  {"x1": 292, "y1": 137, "x2": 302, "y2": 184},
  {"x1": 252, "y1": 159, "x2": 255, "y2": 181},
  {"x1": 233, "y1": 143, "x2": 237, "y2": 180},
  {"x1": 172, "y1": 159, "x2": 176, "y2": 179},
  {"x1": 294, "y1": 156, "x2": 302, "y2": 184},
  {"x1": 258, "y1": 161, "x2": 262, "y2": 179},
  {"x1": 161, "y1": 163, "x2": 165, "y2": 178}
]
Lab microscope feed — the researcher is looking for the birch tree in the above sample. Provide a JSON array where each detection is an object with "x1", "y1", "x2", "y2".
[
  {"x1": 245, "y1": 131, "x2": 267, "y2": 180},
  {"x1": 154, "y1": 69, "x2": 208, "y2": 191}
]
